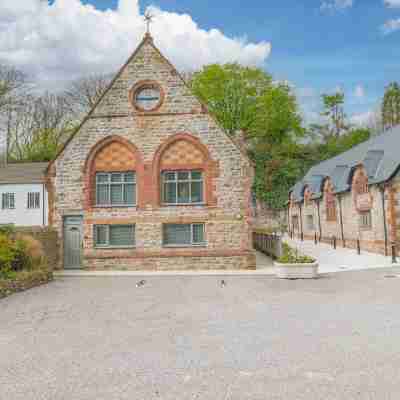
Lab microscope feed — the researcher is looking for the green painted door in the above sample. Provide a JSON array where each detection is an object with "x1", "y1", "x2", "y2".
[{"x1": 64, "y1": 217, "x2": 83, "y2": 269}]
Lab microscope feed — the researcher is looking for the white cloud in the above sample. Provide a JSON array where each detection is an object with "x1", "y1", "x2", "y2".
[
  {"x1": 0, "y1": 0, "x2": 271, "y2": 89},
  {"x1": 384, "y1": 0, "x2": 400, "y2": 8},
  {"x1": 382, "y1": 18, "x2": 400, "y2": 34},
  {"x1": 320, "y1": 0, "x2": 353, "y2": 12},
  {"x1": 353, "y1": 84, "x2": 365, "y2": 99}
]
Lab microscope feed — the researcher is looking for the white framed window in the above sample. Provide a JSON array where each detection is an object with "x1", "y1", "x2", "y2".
[
  {"x1": 359, "y1": 211, "x2": 372, "y2": 230},
  {"x1": 163, "y1": 223, "x2": 206, "y2": 247},
  {"x1": 96, "y1": 172, "x2": 136, "y2": 207},
  {"x1": 2, "y1": 193, "x2": 15, "y2": 210},
  {"x1": 94, "y1": 225, "x2": 135, "y2": 248},
  {"x1": 162, "y1": 170, "x2": 204, "y2": 205},
  {"x1": 27, "y1": 192, "x2": 40, "y2": 209}
]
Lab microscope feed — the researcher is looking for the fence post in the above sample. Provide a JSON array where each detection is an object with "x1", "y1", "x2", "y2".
[
  {"x1": 392, "y1": 242, "x2": 397, "y2": 264},
  {"x1": 333, "y1": 236, "x2": 337, "y2": 250},
  {"x1": 357, "y1": 239, "x2": 361, "y2": 255},
  {"x1": 314, "y1": 232, "x2": 317, "y2": 245}
]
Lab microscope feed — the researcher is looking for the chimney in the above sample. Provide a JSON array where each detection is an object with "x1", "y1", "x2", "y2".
[{"x1": 0, "y1": 128, "x2": 7, "y2": 167}]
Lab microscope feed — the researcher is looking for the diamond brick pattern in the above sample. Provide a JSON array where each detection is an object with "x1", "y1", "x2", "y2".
[
  {"x1": 94, "y1": 142, "x2": 136, "y2": 171},
  {"x1": 161, "y1": 140, "x2": 204, "y2": 166}
]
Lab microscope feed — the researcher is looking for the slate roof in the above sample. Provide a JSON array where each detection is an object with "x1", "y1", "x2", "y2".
[
  {"x1": 0, "y1": 162, "x2": 48, "y2": 184},
  {"x1": 291, "y1": 125, "x2": 400, "y2": 202}
]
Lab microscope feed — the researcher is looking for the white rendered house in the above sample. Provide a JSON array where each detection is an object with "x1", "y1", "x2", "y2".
[{"x1": 0, "y1": 163, "x2": 49, "y2": 227}]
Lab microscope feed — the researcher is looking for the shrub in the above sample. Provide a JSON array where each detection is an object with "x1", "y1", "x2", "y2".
[
  {"x1": 277, "y1": 243, "x2": 315, "y2": 264},
  {"x1": 0, "y1": 224, "x2": 15, "y2": 236},
  {"x1": 0, "y1": 233, "x2": 45, "y2": 279}
]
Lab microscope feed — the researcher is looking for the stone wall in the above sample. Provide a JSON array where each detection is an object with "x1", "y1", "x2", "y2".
[{"x1": 49, "y1": 35, "x2": 255, "y2": 271}]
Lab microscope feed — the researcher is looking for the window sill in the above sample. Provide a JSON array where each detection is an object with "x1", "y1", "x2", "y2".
[
  {"x1": 93, "y1": 205, "x2": 137, "y2": 209},
  {"x1": 163, "y1": 244, "x2": 207, "y2": 248},
  {"x1": 94, "y1": 246, "x2": 136, "y2": 250},
  {"x1": 161, "y1": 203, "x2": 207, "y2": 207}
]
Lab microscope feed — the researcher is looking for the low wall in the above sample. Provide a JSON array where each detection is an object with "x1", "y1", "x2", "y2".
[{"x1": 15, "y1": 227, "x2": 59, "y2": 268}]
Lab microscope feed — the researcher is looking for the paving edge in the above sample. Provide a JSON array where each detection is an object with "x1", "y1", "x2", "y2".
[{"x1": 55, "y1": 270, "x2": 276, "y2": 277}]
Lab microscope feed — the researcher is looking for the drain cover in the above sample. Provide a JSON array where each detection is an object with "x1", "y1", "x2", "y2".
[{"x1": 384, "y1": 274, "x2": 399, "y2": 279}]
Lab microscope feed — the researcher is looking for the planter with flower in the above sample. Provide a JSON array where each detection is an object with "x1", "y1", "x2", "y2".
[{"x1": 275, "y1": 243, "x2": 318, "y2": 279}]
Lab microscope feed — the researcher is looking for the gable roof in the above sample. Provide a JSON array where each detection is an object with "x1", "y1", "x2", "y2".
[
  {"x1": 0, "y1": 162, "x2": 48, "y2": 184},
  {"x1": 291, "y1": 125, "x2": 400, "y2": 202},
  {"x1": 47, "y1": 33, "x2": 252, "y2": 172}
]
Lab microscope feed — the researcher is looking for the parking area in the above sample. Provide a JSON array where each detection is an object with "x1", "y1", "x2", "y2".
[{"x1": 2, "y1": 269, "x2": 400, "y2": 399}]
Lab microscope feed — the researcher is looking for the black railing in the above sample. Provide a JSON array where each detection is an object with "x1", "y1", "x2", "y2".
[{"x1": 253, "y1": 232, "x2": 283, "y2": 259}]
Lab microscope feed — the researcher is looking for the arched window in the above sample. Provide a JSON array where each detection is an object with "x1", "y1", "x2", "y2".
[
  {"x1": 84, "y1": 136, "x2": 143, "y2": 209},
  {"x1": 153, "y1": 134, "x2": 217, "y2": 207}
]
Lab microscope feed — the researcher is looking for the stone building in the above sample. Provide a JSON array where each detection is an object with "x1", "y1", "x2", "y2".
[
  {"x1": 46, "y1": 33, "x2": 256, "y2": 270},
  {"x1": 288, "y1": 125, "x2": 400, "y2": 256}
]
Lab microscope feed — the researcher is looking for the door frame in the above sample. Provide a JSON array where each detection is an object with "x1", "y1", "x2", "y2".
[{"x1": 63, "y1": 216, "x2": 83, "y2": 269}]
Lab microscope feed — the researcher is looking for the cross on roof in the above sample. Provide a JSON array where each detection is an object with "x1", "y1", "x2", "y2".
[{"x1": 144, "y1": 11, "x2": 154, "y2": 35}]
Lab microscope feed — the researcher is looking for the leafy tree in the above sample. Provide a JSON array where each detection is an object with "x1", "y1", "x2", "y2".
[
  {"x1": 320, "y1": 92, "x2": 348, "y2": 138},
  {"x1": 190, "y1": 63, "x2": 273, "y2": 135},
  {"x1": 381, "y1": 82, "x2": 400, "y2": 130},
  {"x1": 191, "y1": 64, "x2": 304, "y2": 209}
]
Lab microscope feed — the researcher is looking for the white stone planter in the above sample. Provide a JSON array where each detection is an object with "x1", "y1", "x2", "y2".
[{"x1": 275, "y1": 262, "x2": 319, "y2": 279}]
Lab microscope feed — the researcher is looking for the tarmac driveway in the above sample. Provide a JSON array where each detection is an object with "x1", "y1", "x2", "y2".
[{"x1": 1, "y1": 270, "x2": 400, "y2": 400}]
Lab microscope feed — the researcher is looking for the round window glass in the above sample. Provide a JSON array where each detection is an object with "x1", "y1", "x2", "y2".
[{"x1": 135, "y1": 85, "x2": 161, "y2": 111}]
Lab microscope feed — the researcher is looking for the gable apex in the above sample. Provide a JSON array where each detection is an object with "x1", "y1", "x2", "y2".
[{"x1": 48, "y1": 33, "x2": 252, "y2": 171}]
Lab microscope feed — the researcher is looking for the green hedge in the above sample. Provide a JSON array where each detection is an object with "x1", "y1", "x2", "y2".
[{"x1": 0, "y1": 268, "x2": 53, "y2": 299}]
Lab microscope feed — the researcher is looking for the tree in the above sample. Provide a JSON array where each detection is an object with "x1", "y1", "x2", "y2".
[
  {"x1": 191, "y1": 63, "x2": 304, "y2": 209},
  {"x1": 65, "y1": 74, "x2": 111, "y2": 117},
  {"x1": 8, "y1": 93, "x2": 75, "y2": 162},
  {"x1": 190, "y1": 63, "x2": 273, "y2": 136},
  {"x1": 381, "y1": 82, "x2": 400, "y2": 131},
  {"x1": 320, "y1": 92, "x2": 348, "y2": 138},
  {"x1": 0, "y1": 64, "x2": 27, "y2": 112}
]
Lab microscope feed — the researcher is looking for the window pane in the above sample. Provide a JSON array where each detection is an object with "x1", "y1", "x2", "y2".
[
  {"x1": 164, "y1": 182, "x2": 177, "y2": 203},
  {"x1": 110, "y1": 184, "x2": 123, "y2": 204},
  {"x1": 191, "y1": 182, "x2": 203, "y2": 203},
  {"x1": 95, "y1": 226, "x2": 108, "y2": 246},
  {"x1": 96, "y1": 185, "x2": 109, "y2": 205},
  {"x1": 191, "y1": 171, "x2": 202, "y2": 180},
  {"x1": 124, "y1": 172, "x2": 135, "y2": 182},
  {"x1": 164, "y1": 172, "x2": 176, "y2": 181},
  {"x1": 124, "y1": 184, "x2": 136, "y2": 205},
  {"x1": 192, "y1": 224, "x2": 205, "y2": 244},
  {"x1": 178, "y1": 171, "x2": 189, "y2": 180},
  {"x1": 111, "y1": 173, "x2": 122, "y2": 183},
  {"x1": 109, "y1": 225, "x2": 135, "y2": 247},
  {"x1": 178, "y1": 182, "x2": 190, "y2": 203},
  {"x1": 163, "y1": 224, "x2": 191, "y2": 245},
  {"x1": 96, "y1": 173, "x2": 109, "y2": 183}
]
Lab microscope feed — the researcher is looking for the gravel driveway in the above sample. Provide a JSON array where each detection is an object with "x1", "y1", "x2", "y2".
[{"x1": 2, "y1": 269, "x2": 400, "y2": 399}]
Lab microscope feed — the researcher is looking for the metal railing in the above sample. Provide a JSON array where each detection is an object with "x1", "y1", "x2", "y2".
[{"x1": 253, "y1": 231, "x2": 283, "y2": 259}]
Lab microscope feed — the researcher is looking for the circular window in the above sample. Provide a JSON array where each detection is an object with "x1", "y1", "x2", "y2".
[{"x1": 131, "y1": 82, "x2": 163, "y2": 112}]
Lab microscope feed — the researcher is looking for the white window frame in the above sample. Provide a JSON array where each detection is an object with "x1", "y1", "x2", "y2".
[
  {"x1": 93, "y1": 224, "x2": 136, "y2": 249},
  {"x1": 359, "y1": 211, "x2": 372, "y2": 230},
  {"x1": 95, "y1": 172, "x2": 136, "y2": 207},
  {"x1": 2, "y1": 193, "x2": 15, "y2": 210},
  {"x1": 161, "y1": 170, "x2": 204, "y2": 206},
  {"x1": 27, "y1": 192, "x2": 40, "y2": 209},
  {"x1": 163, "y1": 223, "x2": 207, "y2": 247}
]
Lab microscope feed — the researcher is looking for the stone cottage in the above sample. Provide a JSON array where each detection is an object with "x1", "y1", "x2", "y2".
[
  {"x1": 288, "y1": 125, "x2": 400, "y2": 256},
  {"x1": 47, "y1": 33, "x2": 256, "y2": 270}
]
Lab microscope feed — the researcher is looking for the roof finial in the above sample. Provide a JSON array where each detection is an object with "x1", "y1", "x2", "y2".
[{"x1": 144, "y1": 11, "x2": 154, "y2": 37}]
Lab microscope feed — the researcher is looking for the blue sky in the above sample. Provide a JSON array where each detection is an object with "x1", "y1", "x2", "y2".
[
  {"x1": 4, "y1": 0, "x2": 400, "y2": 125},
  {"x1": 78, "y1": 0, "x2": 400, "y2": 122}
]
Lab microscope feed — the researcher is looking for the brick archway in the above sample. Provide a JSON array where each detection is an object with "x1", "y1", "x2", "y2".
[
  {"x1": 83, "y1": 135, "x2": 144, "y2": 210},
  {"x1": 152, "y1": 133, "x2": 219, "y2": 207}
]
